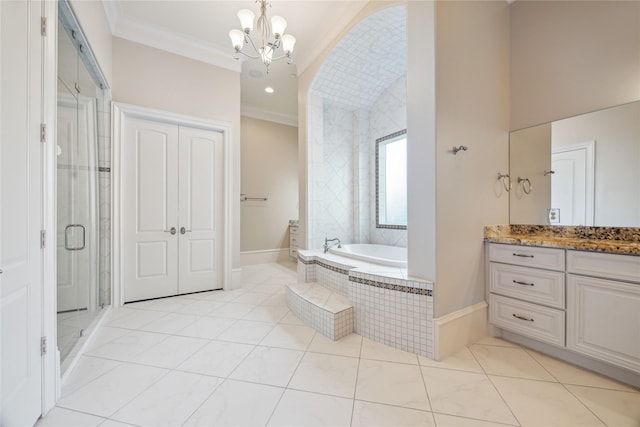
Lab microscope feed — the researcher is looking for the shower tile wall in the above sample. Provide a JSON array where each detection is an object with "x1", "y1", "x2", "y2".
[
  {"x1": 96, "y1": 91, "x2": 111, "y2": 305},
  {"x1": 369, "y1": 77, "x2": 408, "y2": 247}
]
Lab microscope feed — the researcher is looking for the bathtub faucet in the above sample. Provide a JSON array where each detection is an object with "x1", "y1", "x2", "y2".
[{"x1": 323, "y1": 237, "x2": 341, "y2": 253}]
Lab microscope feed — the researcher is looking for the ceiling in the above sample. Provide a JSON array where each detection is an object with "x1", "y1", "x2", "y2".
[{"x1": 103, "y1": 0, "x2": 371, "y2": 125}]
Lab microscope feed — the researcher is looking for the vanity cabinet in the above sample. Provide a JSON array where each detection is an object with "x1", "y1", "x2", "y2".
[
  {"x1": 488, "y1": 244, "x2": 566, "y2": 347},
  {"x1": 488, "y1": 242, "x2": 640, "y2": 382},
  {"x1": 289, "y1": 224, "x2": 299, "y2": 261},
  {"x1": 566, "y1": 250, "x2": 640, "y2": 373}
]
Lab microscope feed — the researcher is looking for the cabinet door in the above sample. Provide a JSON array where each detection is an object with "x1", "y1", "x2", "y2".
[
  {"x1": 567, "y1": 274, "x2": 640, "y2": 373},
  {"x1": 123, "y1": 118, "x2": 179, "y2": 302},
  {"x1": 178, "y1": 127, "x2": 223, "y2": 293}
]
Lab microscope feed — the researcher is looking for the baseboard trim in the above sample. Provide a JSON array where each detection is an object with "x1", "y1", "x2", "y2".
[
  {"x1": 241, "y1": 248, "x2": 290, "y2": 266},
  {"x1": 433, "y1": 301, "x2": 488, "y2": 361}
]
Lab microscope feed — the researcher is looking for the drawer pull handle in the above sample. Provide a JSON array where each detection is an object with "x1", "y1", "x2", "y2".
[
  {"x1": 513, "y1": 280, "x2": 534, "y2": 287},
  {"x1": 513, "y1": 253, "x2": 534, "y2": 258},
  {"x1": 512, "y1": 314, "x2": 534, "y2": 322}
]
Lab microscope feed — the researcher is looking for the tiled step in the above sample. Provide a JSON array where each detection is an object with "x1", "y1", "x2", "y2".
[{"x1": 285, "y1": 282, "x2": 354, "y2": 340}]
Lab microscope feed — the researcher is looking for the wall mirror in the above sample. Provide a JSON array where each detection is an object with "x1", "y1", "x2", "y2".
[
  {"x1": 376, "y1": 129, "x2": 407, "y2": 229},
  {"x1": 509, "y1": 101, "x2": 640, "y2": 227}
]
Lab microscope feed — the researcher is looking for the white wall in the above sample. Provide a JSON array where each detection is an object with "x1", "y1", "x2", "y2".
[
  {"x1": 112, "y1": 36, "x2": 242, "y2": 272},
  {"x1": 240, "y1": 116, "x2": 298, "y2": 252},
  {"x1": 510, "y1": 0, "x2": 640, "y2": 130},
  {"x1": 69, "y1": 0, "x2": 113, "y2": 85}
]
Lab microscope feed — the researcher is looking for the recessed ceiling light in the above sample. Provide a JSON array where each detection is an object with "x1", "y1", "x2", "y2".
[{"x1": 265, "y1": 86, "x2": 274, "y2": 94}]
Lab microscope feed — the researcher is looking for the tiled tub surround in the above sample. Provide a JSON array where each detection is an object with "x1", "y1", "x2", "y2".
[
  {"x1": 485, "y1": 224, "x2": 640, "y2": 255},
  {"x1": 295, "y1": 250, "x2": 434, "y2": 358}
]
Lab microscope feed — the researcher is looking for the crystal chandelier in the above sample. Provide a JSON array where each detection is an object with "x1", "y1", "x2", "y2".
[{"x1": 228, "y1": 1, "x2": 296, "y2": 74}]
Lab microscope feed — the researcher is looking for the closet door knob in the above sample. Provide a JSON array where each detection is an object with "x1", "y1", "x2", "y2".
[
  {"x1": 164, "y1": 227, "x2": 176, "y2": 235},
  {"x1": 180, "y1": 227, "x2": 191, "y2": 235}
]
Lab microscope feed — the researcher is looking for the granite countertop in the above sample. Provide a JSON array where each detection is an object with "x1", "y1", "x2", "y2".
[{"x1": 485, "y1": 225, "x2": 640, "y2": 256}]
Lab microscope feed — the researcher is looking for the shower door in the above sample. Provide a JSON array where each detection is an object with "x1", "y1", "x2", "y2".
[{"x1": 56, "y1": 23, "x2": 99, "y2": 360}]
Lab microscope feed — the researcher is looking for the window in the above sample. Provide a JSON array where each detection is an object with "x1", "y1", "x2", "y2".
[{"x1": 376, "y1": 130, "x2": 407, "y2": 229}]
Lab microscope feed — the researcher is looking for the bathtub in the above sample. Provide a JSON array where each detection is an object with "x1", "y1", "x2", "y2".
[{"x1": 329, "y1": 244, "x2": 407, "y2": 268}]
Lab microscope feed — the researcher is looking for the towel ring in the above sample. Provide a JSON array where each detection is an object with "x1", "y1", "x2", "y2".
[
  {"x1": 518, "y1": 177, "x2": 532, "y2": 194},
  {"x1": 497, "y1": 173, "x2": 511, "y2": 192}
]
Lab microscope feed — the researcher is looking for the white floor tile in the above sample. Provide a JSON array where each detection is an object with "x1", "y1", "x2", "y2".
[
  {"x1": 84, "y1": 327, "x2": 130, "y2": 352},
  {"x1": 175, "y1": 316, "x2": 236, "y2": 339},
  {"x1": 211, "y1": 302, "x2": 258, "y2": 319},
  {"x1": 289, "y1": 352, "x2": 359, "y2": 398},
  {"x1": 132, "y1": 335, "x2": 209, "y2": 369},
  {"x1": 111, "y1": 371, "x2": 221, "y2": 427},
  {"x1": 470, "y1": 344, "x2": 556, "y2": 381},
  {"x1": 307, "y1": 332, "x2": 363, "y2": 358},
  {"x1": 432, "y1": 413, "x2": 517, "y2": 427},
  {"x1": 260, "y1": 293, "x2": 287, "y2": 306},
  {"x1": 260, "y1": 323, "x2": 316, "y2": 350},
  {"x1": 267, "y1": 389, "x2": 353, "y2": 427},
  {"x1": 216, "y1": 319, "x2": 275, "y2": 344},
  {"x1": 355, "y1": 359, "x2": 430, "y2": 411},
  {"x1": 138, "y1": 312, "x2": 199, "y2": 334},
  {"x1": 230, "y1": 292, "x2": 271, "y2": 305},
  {"x1": 566, "y1": 385, "x2": 640, "y2": 427},
  {"x1": 140, "y1": 297, "x2": 196, "y2": 312},
  {"x1": 361, "y1": 337, "x2": 419, "y2": 365},
  {"x1": 278, "y1": 311, "x2": 306, "y2": 326},
  {"x1": 103, "y1": 308, "x2": 167, "y2": 330},
  {"x1": 176, "y1": 299, "x2": 224, "y2": 316},
  {"x1": 418, "y1": 347, "x2": 484, "y2": 373},
  {"x1": 36, "y1": 407, "x2": 105, "y2": 427},
  {"x1": 99, "y1": 421, "x2": 137, "y2": 427},
  {"x1": 229, "y1": 346, "x2": 304, "y2": 387},
  {"x1": 58, "y1": 363, "x2": 168, "y2": 417},
  {"x1": 422, "y1": 366, "x2": 517, "y2": 425},
  {"x1": 242, "y1": 304, "x2": 290, "y2": 323},
  {"x1": 474, "y1": 336, "x2": 520, "y2": 348},
  {"x1": 351, "y1": 400, "x2": 435, "y2": 427},
  {"x1": 177, "y1": 340, "x2": 254, "y2": 377},
  {"x1": 184, "y1": 379, "x2": 284, "y2": 427},
  {"x1": 490, "y1": 375, "x2": 605, "y2": 427},
  {"x1": 85, "y1": 330, "x2": 168, "y2": 362},
  {"x1": 61, "y1": 356, "x2": 120, "y2": 398},
  {"x1": 526, "y1": 349, "x2": 638, "y2": 392}
]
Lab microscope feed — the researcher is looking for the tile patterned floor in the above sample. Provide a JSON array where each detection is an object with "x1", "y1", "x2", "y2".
[{"x1": 38, "y1": 261, "x2": 640, "y2": 427}]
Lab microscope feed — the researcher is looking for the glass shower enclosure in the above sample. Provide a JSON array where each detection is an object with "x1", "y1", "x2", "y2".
[{"x1": 56, "y1": 2, "x2": 109, "y2": 372}]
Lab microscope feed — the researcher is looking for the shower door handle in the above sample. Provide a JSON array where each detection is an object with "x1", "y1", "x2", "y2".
[{"x1": 65, "y1": 224, "x2": 86, "y2": 251}]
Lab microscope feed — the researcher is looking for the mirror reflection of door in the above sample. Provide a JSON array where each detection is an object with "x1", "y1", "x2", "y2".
[{"x1": 551, "y1": 141, "x2": 595, "y2": 226}]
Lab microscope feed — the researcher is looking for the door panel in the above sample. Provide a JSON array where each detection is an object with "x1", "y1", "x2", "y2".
[
  {"x1": 178, "y1": 128, "x2": 223, "y2": 293},
  {"x1": 123, "y1": 118, "x2": 179, "y2": 302},
  {"x1": 1, "y1": 0, "x2": 43, "y2": 424}
]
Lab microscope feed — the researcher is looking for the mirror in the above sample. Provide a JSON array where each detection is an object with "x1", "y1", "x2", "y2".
[
  {"x1": 510, "y1": 101, "x2": 640, "y2": 227},
  {"x1": 376, "y1": 129, "x2": 407, "y2": 229}
]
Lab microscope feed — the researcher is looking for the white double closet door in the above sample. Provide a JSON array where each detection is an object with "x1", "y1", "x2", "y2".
[{"x1": 123, "y1": 117, "x2": 223, "y2": 302}]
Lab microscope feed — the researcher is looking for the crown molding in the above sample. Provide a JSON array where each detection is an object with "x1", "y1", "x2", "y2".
[
  {"x1": 101, "y1": 0, "x2": 119, "y2": 34},
  {"x1": 112, "y1": 15, "x2": 241, "y2": 72},
  {"x1": 241, "y1": 104, "x2": 298, "y2": 127}
]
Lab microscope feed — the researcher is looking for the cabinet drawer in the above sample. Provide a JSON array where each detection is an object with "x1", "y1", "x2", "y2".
[
  {"x1": 489, "y1": 243, "x2": 565, "y2": 271},
  {"x1": 567, "y1": 250, "x2": 640, "y2": 284},
  {"x1": 490, "y1": 294, "x2": 565, "y2": 347},
  {"x1": 289, "y1": 226, "x2": 299, "y2": 236},
  {"x1": 490, "y1": 263, "x2": 565, "y2": 309},
  {"x1": 289, "y1": 248, "x2": 298, "y2": 258},
  {"x1": 290, "y1": 235, "x2": 299, "y2": 247},
  {"x1": 567, "y1": 274, "x2": 640, "y2": 373}
]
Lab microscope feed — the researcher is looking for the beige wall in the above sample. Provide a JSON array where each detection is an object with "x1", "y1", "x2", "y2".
[
  {"x1": 69, "y1": 0, "x2": 113, "y2": 85},
  {"x1": 241, "y1": 117, "x2": 298, "y2": 252},
  {"x1": 112, "y1": 37, "x2": 242, "y2": 270},
  {"x1": 510, "y1": 1, "x2": 640, "y2": 130},
  {"x1": 434, "y1": 1, "x2": 510, "y2": 317}
]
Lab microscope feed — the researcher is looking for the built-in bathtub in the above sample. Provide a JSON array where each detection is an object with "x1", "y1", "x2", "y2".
[{"x1": 329, "y1": 243, "x2": 407, "y2": 268}]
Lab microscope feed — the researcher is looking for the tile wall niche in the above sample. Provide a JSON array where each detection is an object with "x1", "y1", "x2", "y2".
[{"x1": 307, "y1": 76, "x2": 408, "y2": 250}]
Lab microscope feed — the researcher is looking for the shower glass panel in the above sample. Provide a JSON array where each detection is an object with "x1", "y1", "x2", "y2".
[{"x1": 57, "y1": 20, "x2": 103, "y2": 367}]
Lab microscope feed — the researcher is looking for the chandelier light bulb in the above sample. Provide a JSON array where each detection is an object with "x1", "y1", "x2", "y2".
[
  {"x1": 282, "y1": 34, "x2": 296, "y2": 55},
  {"x1": 237, "y1": 9, "x2": 255, "y2": 33},
  {"x1": 260, "y1": 46, "x2": 273, "y2": 65},
  {"x1": 229, "y1": 29, "x2": 245, "y2": 50},
  {"x1": 271, "y1": 16, "x2": 287, "y2": 38}
]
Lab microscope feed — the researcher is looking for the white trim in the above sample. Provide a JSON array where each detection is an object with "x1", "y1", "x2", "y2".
[
  {"x1": 113, "y1": 16, "x2": 241, "y2": 73},
  {"x1": 111, "y1": 102, "x2": 235, "y2": 307},
  {"x1": 42, "y1": 0, "x2": 59, "y2": 415},
  {"x1": 552, "y1": 140, "x2": 595, "y2": 226},
  {"x1": 241, "y1": 249, "x2": 291, "y2": 266},
  {"x1": 432, "y1": 301, "x2": 488, "y2": 360},
  {"x1": 241, "y1": 105, "x2": 298, "y2": 127},
  {"x1": 232, "y1": 268, "x2": 243, "y2": 291}
]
